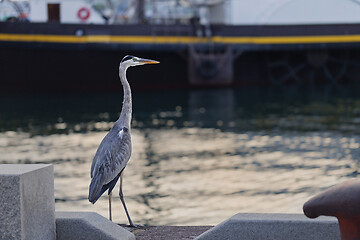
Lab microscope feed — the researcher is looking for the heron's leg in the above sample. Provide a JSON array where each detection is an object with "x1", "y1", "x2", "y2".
[
  {"x1": 109, "y1": 192, "x2": 112, "y2": 221},
  {"x1": 119, "y1": 173, "x2": 142, "y2": 228}
]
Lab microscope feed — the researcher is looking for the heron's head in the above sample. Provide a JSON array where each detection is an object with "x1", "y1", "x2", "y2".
[{"x1": 120, "y1": 55, "x2": 160, "y2": 68}]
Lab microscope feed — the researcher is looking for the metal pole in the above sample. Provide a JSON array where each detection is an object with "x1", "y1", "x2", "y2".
[{"x1": 137, "y1": 0, "x2": 145, "y2": 23}]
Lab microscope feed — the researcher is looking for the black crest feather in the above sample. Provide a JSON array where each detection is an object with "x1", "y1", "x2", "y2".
[{"x1": 121, "y1": 55, "x2": 134, "y2": 62}]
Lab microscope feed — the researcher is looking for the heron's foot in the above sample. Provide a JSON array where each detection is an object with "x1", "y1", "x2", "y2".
[{"x1": 129, "y1": 223, "x2": 144, "y2": 229}]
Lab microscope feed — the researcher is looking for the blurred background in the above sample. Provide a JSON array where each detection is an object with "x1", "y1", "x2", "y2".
[{"x1": 1, "y1": 0, "x2": 360, "y2": 226}]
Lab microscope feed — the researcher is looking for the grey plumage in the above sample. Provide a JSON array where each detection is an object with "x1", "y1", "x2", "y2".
[
  {"x1": 89, "y1": 126, "x2": 131, "y2": 203},
  {"x1": 88, "y1": 55, "x2": 159, "y2": 227}
]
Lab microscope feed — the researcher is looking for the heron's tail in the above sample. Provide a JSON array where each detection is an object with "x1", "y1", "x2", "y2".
[
  {"x1": 88, "y1": 175, "x2": 104, "y2": 204},
  {"x1": 89, "y1": 173, "x2": 121, "y2": 204}
]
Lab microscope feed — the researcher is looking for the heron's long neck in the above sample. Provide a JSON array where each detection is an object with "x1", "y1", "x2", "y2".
[{"x1": 118, "y1": 65, "x2": 132, "y2": 129}]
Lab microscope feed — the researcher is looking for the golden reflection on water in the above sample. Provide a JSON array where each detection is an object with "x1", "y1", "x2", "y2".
[{"x1": 0, "y1": 128, "x2": 358, "y2": 226}]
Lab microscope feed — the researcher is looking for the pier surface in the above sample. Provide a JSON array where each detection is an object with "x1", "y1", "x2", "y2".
[{"x1": 122, "y1": 225, "x2": 213, "y2": 240}]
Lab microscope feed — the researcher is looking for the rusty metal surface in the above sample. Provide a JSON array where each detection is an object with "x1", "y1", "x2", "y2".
[{"x1": 120, "y1": 225, "x2": 213, "y2": 240}]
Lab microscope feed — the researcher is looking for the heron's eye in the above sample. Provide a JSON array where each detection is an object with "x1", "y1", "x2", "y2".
[{"x1": 133, "y1": 57, "x2": 139, "y2": 62}]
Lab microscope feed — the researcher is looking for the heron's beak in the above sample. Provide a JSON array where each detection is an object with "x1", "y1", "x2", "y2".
[{"x1": 138, "y1": 58, "x2": 160, "y2": 64}]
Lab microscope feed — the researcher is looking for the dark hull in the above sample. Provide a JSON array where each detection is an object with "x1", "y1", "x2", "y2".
[{"x1": 2, "y1": 22, "x2": 360, "y2": 92}]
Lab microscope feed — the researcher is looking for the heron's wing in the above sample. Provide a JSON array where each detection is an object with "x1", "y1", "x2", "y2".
[
  {"x1": 89, "y1": 127, "x2": 131, "y2": 203},
  {"x1": 90, "y1": 127, "x2": 131, "y2": 177}
]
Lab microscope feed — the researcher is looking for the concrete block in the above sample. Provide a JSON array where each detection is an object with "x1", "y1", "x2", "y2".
[
  {"x1": 195, "y1": 213, "x2": 340, "y2": 240},
  {"x1": 56, "y1": 211, "x2": 135, "y2": 240},
  {"x1": 0, "y1": 164, "x2": 55, "y2": 240}
]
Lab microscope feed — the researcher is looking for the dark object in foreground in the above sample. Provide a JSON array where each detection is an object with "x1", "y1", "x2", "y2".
[
  {"x1": 121, "y1": 225, "x2": 213, "y2": 240},
  {"x1": 303, "y1": 179, "x2": 360, "y2": 240}
]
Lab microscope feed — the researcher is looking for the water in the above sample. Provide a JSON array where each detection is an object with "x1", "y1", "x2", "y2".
[{"x1": 1, "y1": 85, "x2": 360, "y2": 226}]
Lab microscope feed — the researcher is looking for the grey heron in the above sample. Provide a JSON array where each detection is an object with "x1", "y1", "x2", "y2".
[{"x1": 88, "y1": 55, "x2": 159, "y2": 227}]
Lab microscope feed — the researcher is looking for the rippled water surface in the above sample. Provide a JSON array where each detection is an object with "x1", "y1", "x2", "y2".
[{"x1": 1, "y1": 85, "x2": 360, "y2": 225}]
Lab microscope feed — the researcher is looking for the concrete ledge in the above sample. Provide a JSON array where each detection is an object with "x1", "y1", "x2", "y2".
[
  {"x1": 56, "y1": 211, "x2": 135, "y2": 240},
  {"x1": 195, "y1": 213, "x2": 340, "y2": 240},
  {"x1": 0, "y1": 164, "x2": 55, "y2": 240}
]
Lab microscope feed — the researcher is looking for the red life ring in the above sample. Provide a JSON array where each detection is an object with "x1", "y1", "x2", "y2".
[{"x1": 77, "y1": 7, "x2": 90, "y2": 21}]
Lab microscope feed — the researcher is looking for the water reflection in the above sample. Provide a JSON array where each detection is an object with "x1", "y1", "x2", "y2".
[
  {"x1": 0, "y1": 85, "x2": 360, "y2": 225},
  {"x1": 189, "y1": 89, "x2": 234, "y2": 128}
]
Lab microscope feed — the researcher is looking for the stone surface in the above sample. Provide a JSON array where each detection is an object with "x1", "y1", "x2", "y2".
[
  {"x1": 195, "y1": 213, "x2": 340, "y2": 240},
  {"x1": 0, "y1": 164, "x2": 55, "y2": 240},
  {"x1": 56, "y1": 211, "x2": 135, "y2": 240}
]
